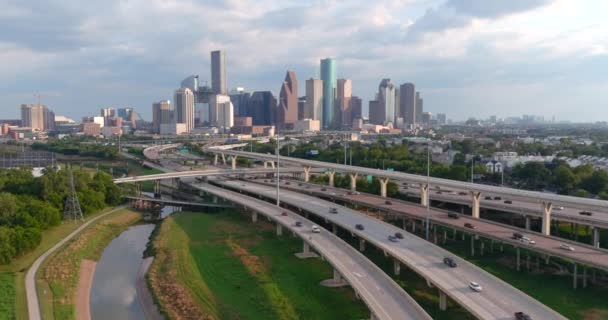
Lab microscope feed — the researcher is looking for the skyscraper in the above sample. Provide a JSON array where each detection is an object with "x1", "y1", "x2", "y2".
[
  {"x1": 305, "y1": 78, "x2": 323, "y2": 122},
  {"x1": 277, "y1": 71, "x2": 298, "y2": 130},
  {"x1": 416, "y1": 92, "x2": 423, "y2": 124},
  {"x1": 209, "y1": 94, "x2": 231, "y2": 126},
  {"x1": 211, "y1": 50, "x2": 226, "y2": 94},
  {"x1": 368, "y1": 100, "x2": 384, "y2": 125},
  {"x1": 337, "y1": 79, "x2": 352, "y2": 128},
  {"x1": 181, "y1": 75, "x2": 199, "y2": 92},
  {"x1": 21, "y1": 104, "x2": 51, "y2": 131},
  {"x1": 152, "y1": 100, "x2": 172, "y2": 134},
  {"x1": 350, "y1": 96, "x2": 362, "y2": 121},
  {"x1": 399, "y1": 83, "x2": 416, "y2": 125},
  {"x1": 320, "y1": 58, "x2": 336, "y2": 129},
  {"x1": 117, "y1": 108, "x2": 136, "y2": 128},
  {"x1": 297, "y1": 97, "x2": 306, "y2": 120},
  {"x1": 174, "y1": 88, "x2": 195, "y2": 132},
  {"x1": 229, "y1": 89, "x2": 251, "y2": 117},
  {"x1": 378, "y1": 79, "x2": 396, "y2": 125},
  {"x1": 250, "y1": 91, "x2": 276, "y2": 126}
]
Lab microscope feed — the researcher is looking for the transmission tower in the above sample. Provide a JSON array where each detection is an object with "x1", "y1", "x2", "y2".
[{"x1": 63, "y1": 168, "x2": 84, "y2": 223}]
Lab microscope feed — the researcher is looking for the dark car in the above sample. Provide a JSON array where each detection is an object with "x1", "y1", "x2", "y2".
[
  {"x1": 295, "y1": 221, "x2": 303, "y2": 227},
  {"x1": 447, "y1": 212, "x2": 459, "y2": 219},
  {"x1": 321, "y1": 187, "x2": 327, "y2": 191},
  {"x1": 394, "y1": 232, "x2": 404, "y2": 239},
  {"x1": 285, "y1": 181, "x2": 291, "y2": 185},
  {"x1": 355, "y1": 224, "x2": 364, "y2": 230},
  {"x1": 388, "y1": 235, "x2": 398, "y2": 242},
  {"x1": 464, "y1": 223, "x2": 476, "y2": 229},
  {"x1": 443, "y1": 257, "x2": 457, "y2": 268},
  {"x1": 514, "y1": 312, "x2": 532, "y2": 320},
  {"x1": 437, "y1": 191, "x2": 443, "y2": 194},
  {"x1": 281, "y1": 211, "x2": 288, "y2": 216},
  {"x1": 329, "y1": 207, "x2": 338, "y2": 214},
  {"x1": 494, "y1": 196, "x2": 502, "y2": 200},
  {"x1": 385, "y1": 200, "x2": 393, "y2": 205},
  {"x1": 298, "y1": 183, "x2": 303, "y2": 186},
  {"x1": 458, "y1": 191, "x2": 468, "y2": 196},
  {"x1": 484, "y1": 196, "x2": 492, "y2": 200},
  {"x1": 504, "y1": 200, "x2": 513, "y2": 204},
  {"x1": 512, "y1": 232, "x2": 523, "y2": 240},
  {"x1": 579, "y1": 211, "x2": 593, "y2": 216}
]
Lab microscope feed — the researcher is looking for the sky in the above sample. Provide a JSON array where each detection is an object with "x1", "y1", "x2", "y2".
[{"x1": 1, "y1": 0, "x2": 607, "y2": 122}]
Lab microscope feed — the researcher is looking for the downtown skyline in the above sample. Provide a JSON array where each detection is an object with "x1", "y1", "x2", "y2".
[{"x1": 1, "y1": 0, "x2": 607, "y2": 122}]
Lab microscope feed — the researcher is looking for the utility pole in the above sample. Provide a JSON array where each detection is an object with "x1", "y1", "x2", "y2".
[{"x1": 425, "y1": 139, "x2": 431, "y2": 240}]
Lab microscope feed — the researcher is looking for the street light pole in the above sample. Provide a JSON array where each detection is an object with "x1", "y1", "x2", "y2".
[
  {"x1": 425, "y1": 139, "x2": 431, "y2": 240},
  {"x1": 276, "y1": 133, "x2": 280, "y2": 206}
]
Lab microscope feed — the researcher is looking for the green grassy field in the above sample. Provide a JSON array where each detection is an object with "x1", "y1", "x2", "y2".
[{"x1": 149, "y1": 211, "x2": 368, "y2": 320}]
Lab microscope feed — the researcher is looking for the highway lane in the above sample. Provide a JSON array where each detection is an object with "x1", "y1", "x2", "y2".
[
  {"x1": 214, "y1": 178, "x2": 567, "y2": 320},
  {"x1": 191, "y1": 182, "x2": 432, "y2": 320},
  {"x1": 270, "y1": 180, "x2": 608, "y2": 272}
]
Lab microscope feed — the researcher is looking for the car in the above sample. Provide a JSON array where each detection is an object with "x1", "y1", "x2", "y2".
[
  {"x1": 512, "y1": 232, "x2": 523, "y2": 240},
  {"x1": 329, "y1": 207, "x2": 338, "y2": 214},
  {"x1": 458, "y1": 191, "x2": 468, "y2": 196},
  {"x1": 295, "y1": 221, "x2": 303, "y2": 227},
  {"x1": 484, "y1": 196, "x2": 492, "y2": 200},
  {"x1": 580, "y1": 211, "x2": 593, "y2": 216},
  {"x1": 355, "y1": 224, "x2": 364, "y2": 230},
  {"x1": 385, "y1": 200, "x2": 393, "y2": 205},
  {"x1": 394, "y1": 232, "x2": 404, "y2": 239},
  {"x1": 494, "y1": 196, "x2": 502, "y2": 200},
  {"x1": 348, "y1": 191, "x2": 360, "y2": 195},
  {"x1": 321, "y1": 187, "x2": 327, "y2": 191},
  {"x1": 520, "y1": 237, "x2": 536, "y2": 245},
  {"x1": 447, "y1": 212, "x2": 459, "y2": 219},
  {"x1": 298, "y1": 183, "x2": 303, "y2": 186},
  {"x1": 402, "y1": 182, "x2": 408, "y2": 186},
  {"x1": 469, "y1": 281, "x2": 482, "y2": 292},
  {"x1": 560, "y1": 244, "x2": 575, "y2": 251},
  {"x1": 437, "y1": 191, "x2": 443, "y2": 194},
  {"x1": 281, "y1": 211, "x2": 288, "y2": 216},
  {"x1": 514, "y1": 311, "x2": 532, "y2": 320},
  {"x1": 443, "y1": 257, "x2": 457, "y2": 268},
  {"x1": 388, "y1": 235, "x2": 398, "y2": 242},
  {"x1": 464, "y1": 223, "x2": 476, "y2": 229},
  {"x1": 285, "y1": 181, "x2": 291, "y2": 185},
  {"x1": 554, "y1": 206, "x2": 564, "y2": 210},
  {"x1": 504, "y1": 200, "x2": 513, "y2": 204},
  {"x1": 311, "y1": 225, "x2": 321, "y2": 233}
]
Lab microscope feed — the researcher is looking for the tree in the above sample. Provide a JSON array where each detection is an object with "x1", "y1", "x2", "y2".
[
  {"x1": 581, "y1": 170, "x2": 608, "y2": 195},
  {"x1": 553, "y1": 165, "x2": 578, "y2": 194},
  {"x1": 0, "y1": 193, "x2": 17, "y2": 220}
]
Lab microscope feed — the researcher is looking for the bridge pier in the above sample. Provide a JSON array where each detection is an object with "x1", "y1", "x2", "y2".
[
  {"x1": 393, "y1": 259, "x2": 401, "y2": 276},
  {"x1": 359, "y1": 239, "x2": 365, "y2": 252},
  {"x1": 516, "y1": 247, "x2": 520, "y2": 271},
  {"x1": 251, "y1": 212, "x2": 258, "y2": 223},
  {"x1": 592, "y1": 227, "x2": 601, "y2": 248},
  {"x1": 349, "y1": 173, "x2": 358, "y2": 191},
  {"x1": 231, "y1": 156, "x2": 238, "y2": 170},
  {"x1": 583, "y1": 266, "x2": 587, "y2": 288},
  {"x1": 276, "y1": 223, "x2": 283, "y2": 236},
  {"x1": 303, "y1": 166, "x2": 311, "y2": 182},
  {"x1": 326, "y1": 170, "x2": 336, "y2": 187},
  {"x1": 332, "y1": 223, "x2": 338, "y2": 235},
  {"x1": 320, "y1": 269, "x2": 348, "y2": 288},
  {"x1": 420, "y1": 184, "x2": 429, "y2": 206},
  {"x1": 214, "y1": 154, "x2": 218, "y2": 166},
  {"x1": 541, "y1": 201, "x2": 553, "y2": 236},
  {"x1": 295, "y1": 241, "x2": 319, "y2": 259},
  {"x1": 470, "y1": 236, "x2": 475, "y2": 256},
  {"x1": 573, "y1": 262, "x2": 578, "y2": 289},
  {"x1": 379, "y1": 177, "x2": 389, "y2": 198},
  {"x1": 221, "y1": 153, "x2": 227, "y2": 165},
  {"x1": 470, "y1": 191, "x2": 481, "y2": 219},
  {"x1": 525, "y1": 216, "x2": 531, "y2": 231},
  {"x1": 439, "y1": 291, "x2": 448, "y2": 311},
  {"x1": 154, "y1": 179, "x2": 161, "y2": 198}
]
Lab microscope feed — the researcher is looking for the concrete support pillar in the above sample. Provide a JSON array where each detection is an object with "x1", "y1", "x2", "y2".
[
  {"x1": 332, "y1": 224, "x2": 337, "y2": 235},
  {"x1": 470, "y1": 191, "x2": 481, "y2": 219},
  {"x1": 575, "y1": 223, "x2": 579, "y2": 241},
  {"x1": 480, "y1": 241, "x2": 485, "y2": 256},
  {"x1": 370, "y1": 312, "x2": 379, "y2": 320},
  {"x1": 359, "y1": 239, "x2": 365, "y2": 252},
  {"x1": 470, "y1": 236, "x2": 475, "y2": 256},
  {"x1": 526, "y1": 253, "x2": 530, "y2": 270},
  {"x1": 462, "y1": 231, "x2": 465, "y2": 241},
  {"x1": 327, "y1": 170, "x2": 336, "y2": 187},
  {"x1": 490, "y1": 240, "x2": 494, "y2": 253},
  {"x1": 439, "y1": 291, "x2": 447, "y2": 311},
  {"x1": 433, "y1": 227, "x2": 438, "y2": 244},
  {"x1": 276, "y1": 223, "x2": 283, "y2": 236},
  {"x1": 525, "y1": 216, "x2": 531, "y2": 231},
  {"x1": 592, "y1": 227, "x2": 601, "y2": 248},
  {"x1": 231, "y1": 155, "x2": 238, "y2": 170},
  {"x1": 443, "y1": 230, "x2": 447, "y2": 244},
  {"x1": 379, "y1": 177, "x2": 389, "y2": 198},
  {"x1": 154, "y1": 179, "x2": 161, "y2": 197},
  {"x1": 516, "y1": 247, "x2": 521, "y2": 271},
  {"x1": 573, "y1": 263, "x2": 578, "y2": 289},
  {"x1": 321, "y1": 269, "x2": 348, "y2": 287},
  {"x1": 349, "y1": 173, "x2": 358, "y2": 191},
  {"x1": 214, "y1": 154, "x2": 219, "y2": 166},
  {"x1": 412, "y1": 220, "x2": 416, "y2": 233},
  {"x1": 221, "y1": 153, "x2": 227, "y2": 165},
  {"x1": 303, "y1": 166, "x2": 311, "y2": 182},
  {"x1": 420, "y1": 184, "x2": 429, "y2": 206},
  {"x1": 541, "y1": 201, "x2": 553, "y2": 236},
  {"x1": 583, "y1": 267, "x2": 587, "y2": 288},
  {"x1": 393, "y1": 259, "x2": 401, "y2": 276},
  {"x1": 252, "y1": 212, "x2": 258, "y2": 223},
  {"x1": 453, "y1": 228, "x2": 457, "y2": 240},
  {"x1": 295, "y1": 242, "x2": 319, "y2": 259}
]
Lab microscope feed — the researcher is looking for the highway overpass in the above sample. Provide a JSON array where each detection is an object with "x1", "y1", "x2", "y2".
[{"x1": 210, "y1": 178, "x2": 567, "y2": 320}]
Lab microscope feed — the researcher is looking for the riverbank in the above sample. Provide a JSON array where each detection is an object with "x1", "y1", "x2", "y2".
[
  {"x1": 147, "y1": 210, "x2": 368, "y2": 319},
  {"x1": 36, "y1": 208, "x2": 141, "y2": 320}
]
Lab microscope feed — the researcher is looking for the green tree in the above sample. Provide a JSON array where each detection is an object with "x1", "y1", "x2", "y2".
[
  {"x1": 553, "y1": 165, "x2": 578, "y2": 194},
  {"x1": 581, "y1": 171, "x2": 608, "y2": 195}
]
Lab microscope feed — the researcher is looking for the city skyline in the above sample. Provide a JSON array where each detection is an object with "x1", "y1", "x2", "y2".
[{"x1": 1, "y1": 1, "x2": 607, "y2": 122}]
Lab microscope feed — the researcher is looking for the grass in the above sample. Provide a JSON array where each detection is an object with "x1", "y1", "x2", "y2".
[
  {"x1": 0, "y1": 208, "x2": 115, "y2": 320},
  {"x1": 37, "y1": 209, "x2": 141, "y2": 320},
  {"x1": 148, "y1": 210, "x2": 368, "y2": 320}
]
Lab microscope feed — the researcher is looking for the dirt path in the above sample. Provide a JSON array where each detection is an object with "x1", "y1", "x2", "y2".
[{"x1": 75, "y1": 259, "x2": 96, "y2": 320}]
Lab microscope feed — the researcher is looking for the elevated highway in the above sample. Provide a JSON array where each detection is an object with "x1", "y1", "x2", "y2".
[
  {"x1": 211, "y1": 178, "x2": 567, "y2": 320},
  {"x1": 192, "y1": 183, "x2": 432, "y2": 320}
]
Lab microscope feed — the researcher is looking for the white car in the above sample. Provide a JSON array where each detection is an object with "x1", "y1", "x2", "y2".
[
  {"x1": 311, "y1": 225, "x2": 321, "y2": 233},
  {"x1": 469, "y1": 281, "x2": 482, "y2": 292},
  {"x1": 520, "y1": 237, "x2": 536, "y2": 245},
  {"x1": 555, "y1": 206, "x2": 564, "y2": 210},
  {"x1": 560, "y1": 244, "x2": 575, "y2": 251}
]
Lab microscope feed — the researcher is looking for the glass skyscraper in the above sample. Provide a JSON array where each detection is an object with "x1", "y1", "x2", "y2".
[{"x1": 320, "y1": 58, "x2": 336, "y2": 129}]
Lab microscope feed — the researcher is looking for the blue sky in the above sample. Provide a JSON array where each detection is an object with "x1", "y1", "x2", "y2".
[{"x1": 0, "y1": 0, "x2": 607, "y2": 122}]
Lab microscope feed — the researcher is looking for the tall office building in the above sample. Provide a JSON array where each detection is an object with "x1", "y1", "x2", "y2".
[
  {"x1": 174, "y1": 88, "x2": 195, "y2": 132},
  {"x1": 415, "y1": 92, "x2": 423, "y2": 124},
  {"x1": 250, "y1": 91, "x2": 276, "y2": 126},
  {"x1": 368, "y1": 100, "x2": 384, "y2": 125},
  {"x1": 213, "y1": 98, "x2": 234, "y2": 131},
  {"x1": 399, "y1": 83, "x2": 416, "y2": 125},
  {"x1": 336, "y1": 79, "x2": 352, "y2": 128},
  {"x1": 117, "y1": 108, "x2": 136, "y2": 128},
  {"x1": 297, "y1": 97, "x2": 306, "y2": 120},
  {"x1": 277, "y1": 71, "x2": 298, "y2": 130},
  {"x1": 152, "y1": 100, "x2": 172, "y2": 134},
  {"x1": 305, "y1": 78, "x2": 323, "y2": 121},
  {"x1": 378, "y1": 79, "x2": 396, "y2": 125},
  {"x1": 181, "y1": 75, "x2": 199, "y2": 92},
  {"x1": 229, "y1": 88, "x2": 251, "y2": 117},
  {"x1": 211, "y1": 50, "x2": 227, "y2": 94},
  {"x1": 21, "y1": 104, "x2": 52, "y2": 131},
  {"x1": 100, "y1": 107, "x2": 116, "y2": 127},
  {"x1": 350, "y1": 96, "x2": 362, "y2": 121},
  {"x1": 437, "y1": 113, "x2": 447, "y2": 125},
  {"x1": 209, "y1": 94, "x2": 231, "y2": 126},
  {"x1": 320, "y1": 58, "x2": 336, "y2": 129}
]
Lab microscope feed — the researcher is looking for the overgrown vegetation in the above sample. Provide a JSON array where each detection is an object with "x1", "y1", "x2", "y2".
[{"x1": 31, "y1": 138, "x2": 118, "y2": 160}]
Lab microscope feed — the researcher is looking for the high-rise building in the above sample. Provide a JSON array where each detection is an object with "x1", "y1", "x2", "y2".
[
  {"x1": 174, "y1": 88, "x2": 195, "y2": 132},
  {"x1": 181, "y1": 75, "x2": 199, "y2": 92},
  {"x1": 277, "y1": 70, "x2": 298, "y2": 130},
  {"x1": 350, "y1": 96, "x2": 362, "y2": 121},
  {"x1": 368, "y1": 100, "x2": 385, "y2": 125},
  {"x1": 117, "y1": 108, "x2": 136, "y2": 128},
  {"x1": 320, "y1": 58, "x2": 336, "y2": 129},
  {"x1": 152, "y1": 100, "x2": 172, "y2": 134},
  {"x1": 100, "y1": 107, "x2": 116, "y2": 127},
  {"x1": 336, "y1": 79, "x2": 352, "y2": 128},
  {"x1": 229, "y1": 88, "x2": 251, "y2": 117},
  {"x1": 422, "y1": 111, "x2": 432, "y2": 127},
  {"x1": 297, "y1": 96, "x2": 306, "y2": 120},
  {"x1": 378, "y1": 79, "x2": 396, "y2": 125},
  {"x1": 305, "y1": 78, "x2": 323, "y2": 122},
  {"x1": 437, "y1": 113, "x2": 447, "y2": 125},
  {"x1": 217, "y1": 100, "x2": 234, "y2": 131},
  {"x1": 21, "y1": 104, "x2": 52, "y2": 131},
  {"x1": 250, "y1": 91, "x2": 276, "y2": 126},
  {"x1": 211, "y1": 50, "x2": 226, "y2": 94},
  {"x1": 209, "y1": 94, "x2": 231, "y2": 127},
  {"x1": 415, "y1": 92, "x2": 423, "y2": 124},
  {"x1": 399, "y1": 83, "x2": 416, "y2": 125}
]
